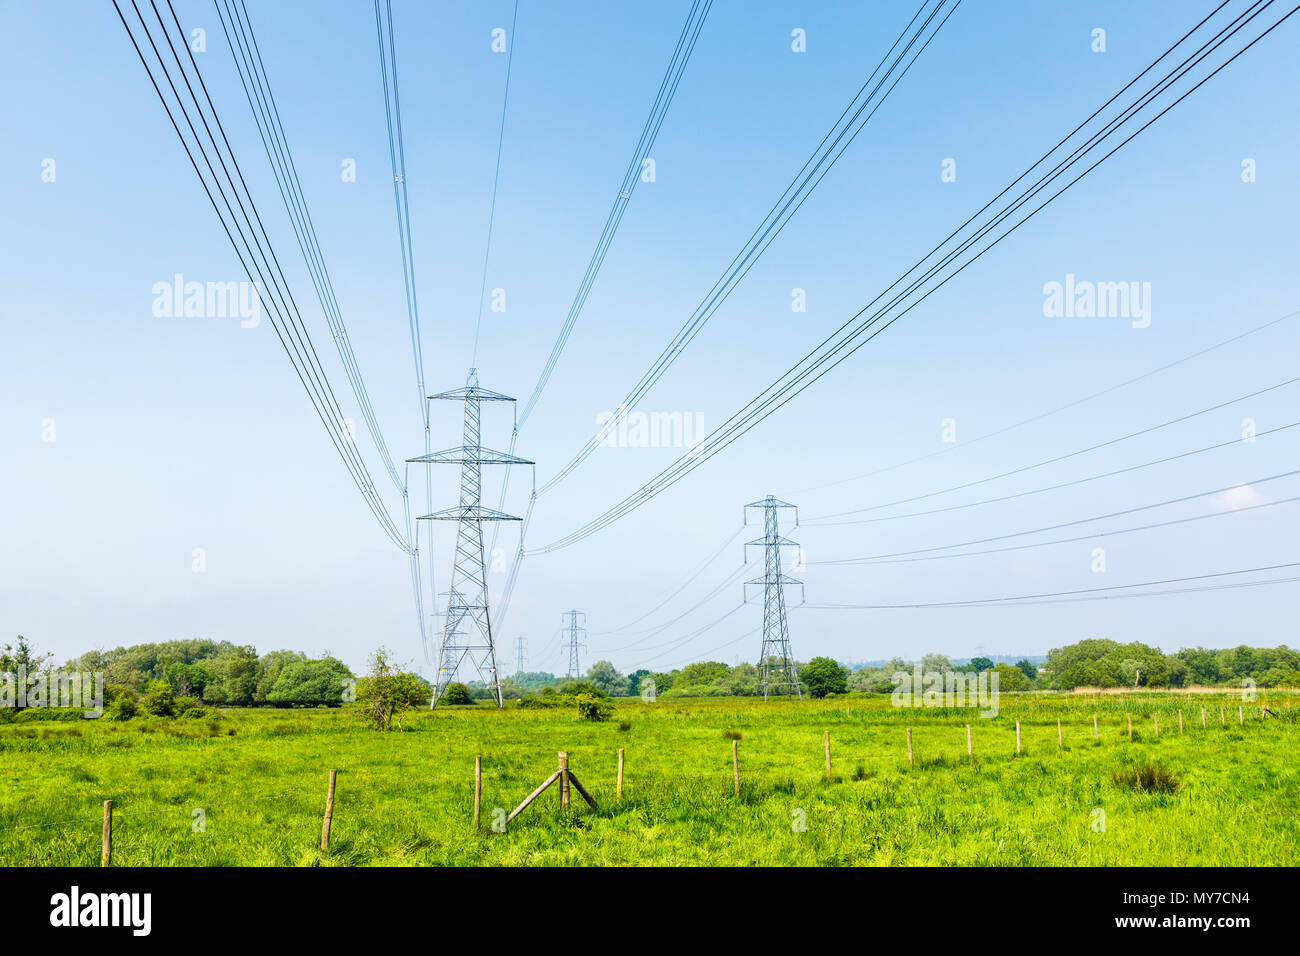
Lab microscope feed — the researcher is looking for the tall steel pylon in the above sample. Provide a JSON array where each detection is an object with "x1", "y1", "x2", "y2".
[
  {"x1": 744, "y1": 496, "x2": 804, "y2": 700},
  {"x1": 563, "y1": 610, "x2": 586, "y2": 679},
  {"x1": 515, "y1": 636, "x2": 527, "y2": 675},
  {"x1": 410, "y1": 369, "x2": 533, "y2": 707}
]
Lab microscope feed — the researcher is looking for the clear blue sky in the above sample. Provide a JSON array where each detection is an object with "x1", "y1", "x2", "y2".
[{"x1": 3, "y1": 0, "x2": 1298, "y2": 679}]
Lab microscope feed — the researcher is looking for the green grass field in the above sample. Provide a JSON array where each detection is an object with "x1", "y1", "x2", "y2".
[{"x1": 2, "y1": 692, "x2": 1296, "y2": 866}]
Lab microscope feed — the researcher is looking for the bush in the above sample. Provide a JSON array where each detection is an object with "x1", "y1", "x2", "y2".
[
  {"x1": 138, "y1": 681, "x2": 175, "y2": 718},
  {"x1": 1112, "y1": 762, "x2": 1181, "y2": 794},
  {"x1": 173, "y1": 695, "x2": 209, "y2": 718},
  {"x1": 576, "y1": 693, "x2": 613, "y2": 722},
  {"x1": 800, "y1": 657, "x2": 847, "y2": 698},
  {"x1": 104, "y1": 696, "x2": 137, "y2": 721},
  {"x1": 441, "y1": 682, "x2": 474, "y2": 706}
]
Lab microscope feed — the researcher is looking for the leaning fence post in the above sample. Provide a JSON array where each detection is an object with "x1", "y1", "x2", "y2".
[
  {"x1": 1220, "y1": 706, "x2": 1225, "y2": 726},
  {"x1": 617, "y1": 748, "x2": 625, "y2": 801},
  {"x1": 320, "y1": 769, "x2": 337, "y2": 851},
  {"x1": 559, "y1": 751, "x2": 570, "y2": 810},
  {"x1": 101, "y1": 800, "x2": 113, "y2": 867},
  {"x1": 731, "y1": 740, "x2": 739, "y2": 796},
  {"x1": 473, "y1": 755, "x2": 482, "y2": 829},
  {"x1": 1238, "y1": 706, "x2": 1243, "y2": 726},
  {"x1": 907, "y1": 727, "x2": 914, "y2": 766}
]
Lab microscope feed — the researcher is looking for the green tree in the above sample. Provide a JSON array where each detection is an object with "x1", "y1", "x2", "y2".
[
  {"x1": 991, "y1": 663, "x2": 1027, "y2": 691},
  {"x1": 356, "y1": 647, "x2": 416, "y2": 730},
  {"x1": 969, "y1": 657, "x2": 994, "y2": 673},
  {"x1": 626, "y1": 669, "x2": 653, "y2": 698},
  {"x1": 584, "y1": 660, "x2": 628, "y2": 697},
  {"x1": 441, "y1": 682, "x2": 474, "y2": 706},
  {"x1": 920, "y1": 652, "x2": 953, "y2": 676},
  {"x1": 800, "y1": 656, "x2": 848, "y2": 698},
  {"x1": 139, "y1": 680, "x2": 176, "y2": 717},
  {"x1": 1014, "y1": 659, "x2": 1038, "y2": 682},
  {"x1": 266, "y1": 657, "x2": 354, "y2": 706}
]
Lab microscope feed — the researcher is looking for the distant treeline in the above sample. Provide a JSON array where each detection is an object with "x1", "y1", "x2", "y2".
[{"x1": 4, "y1": 636, "x2": 1296, "y2": 711}]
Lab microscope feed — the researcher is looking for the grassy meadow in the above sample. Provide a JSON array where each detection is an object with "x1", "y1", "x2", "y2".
[{"x1": 1, "y1": 691, "x2": 1296, "y2": 866}]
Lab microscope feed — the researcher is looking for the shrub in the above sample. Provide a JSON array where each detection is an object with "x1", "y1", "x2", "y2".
[
  {"x1": 104, "y1": 696, "x2": 137, "y2": 721},
  {"x1": 800, "y1": 657, "x2": 848, "y2": 698},
  {"x1": 173, "y1": 695, "x2": 209, "y2": 718},
  {"x1": 441, "y1": 682, "x2": 474, "y2": 706},
  {"x1": 1112, "y1": 762, "x2": 1181, "y2": 794},
  {"x1": 576, "y1": 693, "x2": 613, "y2": 722},
  {"x1": 138, "y1": 681, "x2": 175, "y2": 718}
]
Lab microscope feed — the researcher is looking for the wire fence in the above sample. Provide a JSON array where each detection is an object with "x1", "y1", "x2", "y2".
[{"x1": 0, "y1": 695, "x2": 1289, "y2": 865}]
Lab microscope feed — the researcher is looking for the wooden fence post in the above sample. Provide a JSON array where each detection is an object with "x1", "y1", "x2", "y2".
[
  {"x1": 101, "y1": 800, "x2": 112, "y2": 867},
  {"x1": 1179, "y1": 710, "x2": 1183, "y2": 733},
  {"x1": 1201, "y1": 705, "x2": 1206, "y2": 728},
  {"x1": 1220, "y1": 706, "x2": 1225, "y2": 726},
  {"x1": 907, "y1": 727, "x2": 914, "y2": 766},
  {"x1": 617, "y1": 748, "x2": 625, "y2": 801},
  {"x1": 1238, "y1": 706, "x2": 1243, "y2": 726},
  {"x1": 473, "y1": 755, "x2": 482, "y2": 829},
  {"x1": 1057, "y1": 717, "x2": 1063, "y2": 749},
  {"x1": 1093, "y1": 713, "x2": 1099, "y2": 740},
  {"x1": 966, "y1": 723, "x2": 972, "y2": 760},
  {"x1": 731, "y1": 740, "x2": 739, "y2": 796},
  {"x1": 1127, "y1": 714, "x2": 1133, "y2": 740},
  {"x1": 559, "y1": 751, "x2": 570, "y2": 810},
  {"x1": 1015, "y1": 721, "x2": 1021, "y2": 755},
  {"x1": 320, "y1": 769, "x2": 337, "y2": 851},
  {"x1": 1154, "y1": 713, "x2": 1159, "y2": 738},
  {"x1": 824, "y1": 730, "x2": 831, "y2": 779}
]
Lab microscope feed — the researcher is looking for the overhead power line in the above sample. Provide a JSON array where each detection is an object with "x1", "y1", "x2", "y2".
[
  {"x1": 528, "y1": 0, "x2": 1299, "y2": 554},
  {"x1": 804, "y1": 381, "x2": 1300, "y2": 525},
  {"x1": 813, "y1": 466, "x2": 1300, "y2": 565},
  {"x1": 471, "y1": 0, "x2": 521, "y2": 367},
  {"x1": 792, "y1": 304, "x2": 1300, "y2": 495},
  {"x1": 804, "y1": 559, "x2": 1300, "y2": 609},
  {"x1": 114, "y1": 0, "x2": 409, "y2": 551},
  {"x1": 537, "y1": 0, "x2": 961, "y2": 498},
  {"x1": 490, "y1": 1, "x2": 714, "y2": 627},
  {"x1": 810, "y1": 492, "x2": 1300, "y2": 567}
]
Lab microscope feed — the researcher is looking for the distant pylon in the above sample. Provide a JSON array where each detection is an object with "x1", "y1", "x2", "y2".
[
  {"x1": 744, "y1": 495, "x2": 804, "y2": 700},
  {"x1": 515, "y1": 636, "x2": 527, "y2": 675},
  {"x1": 409, "y1": 369, "x2": 534, "y2": 708},
  {"x1": 563, "y1": 610, "x2": 586, "y2": 679}
]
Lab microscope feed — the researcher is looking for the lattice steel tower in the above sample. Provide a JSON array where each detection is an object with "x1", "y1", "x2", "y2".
[
  {"x1": 744, "y1": 496, "x2": 804, "y2": 700},
  {"x1": 410, "y1": 369, "x2": 533, "y2": 707},
  {"x1": 515, "y1": 636, "x2": 527, "y2": 675},
  {"x1": 563, "y1": 610, "x2": 586, "y2": 679}
]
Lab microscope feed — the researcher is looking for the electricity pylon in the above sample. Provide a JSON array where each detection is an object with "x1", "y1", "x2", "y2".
[
  {"x1": 410, "y1": 369, "x2": 533, "y2": 707},
  {"x1": 563, "y1": 610, "x2": 586, "y2": 679},
  {"x1": 515, "y1": 636, "x2": 527, "y2": 675},
  {"x1": 744, "y1": 496, "x2": 804, "y2": 700}
]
